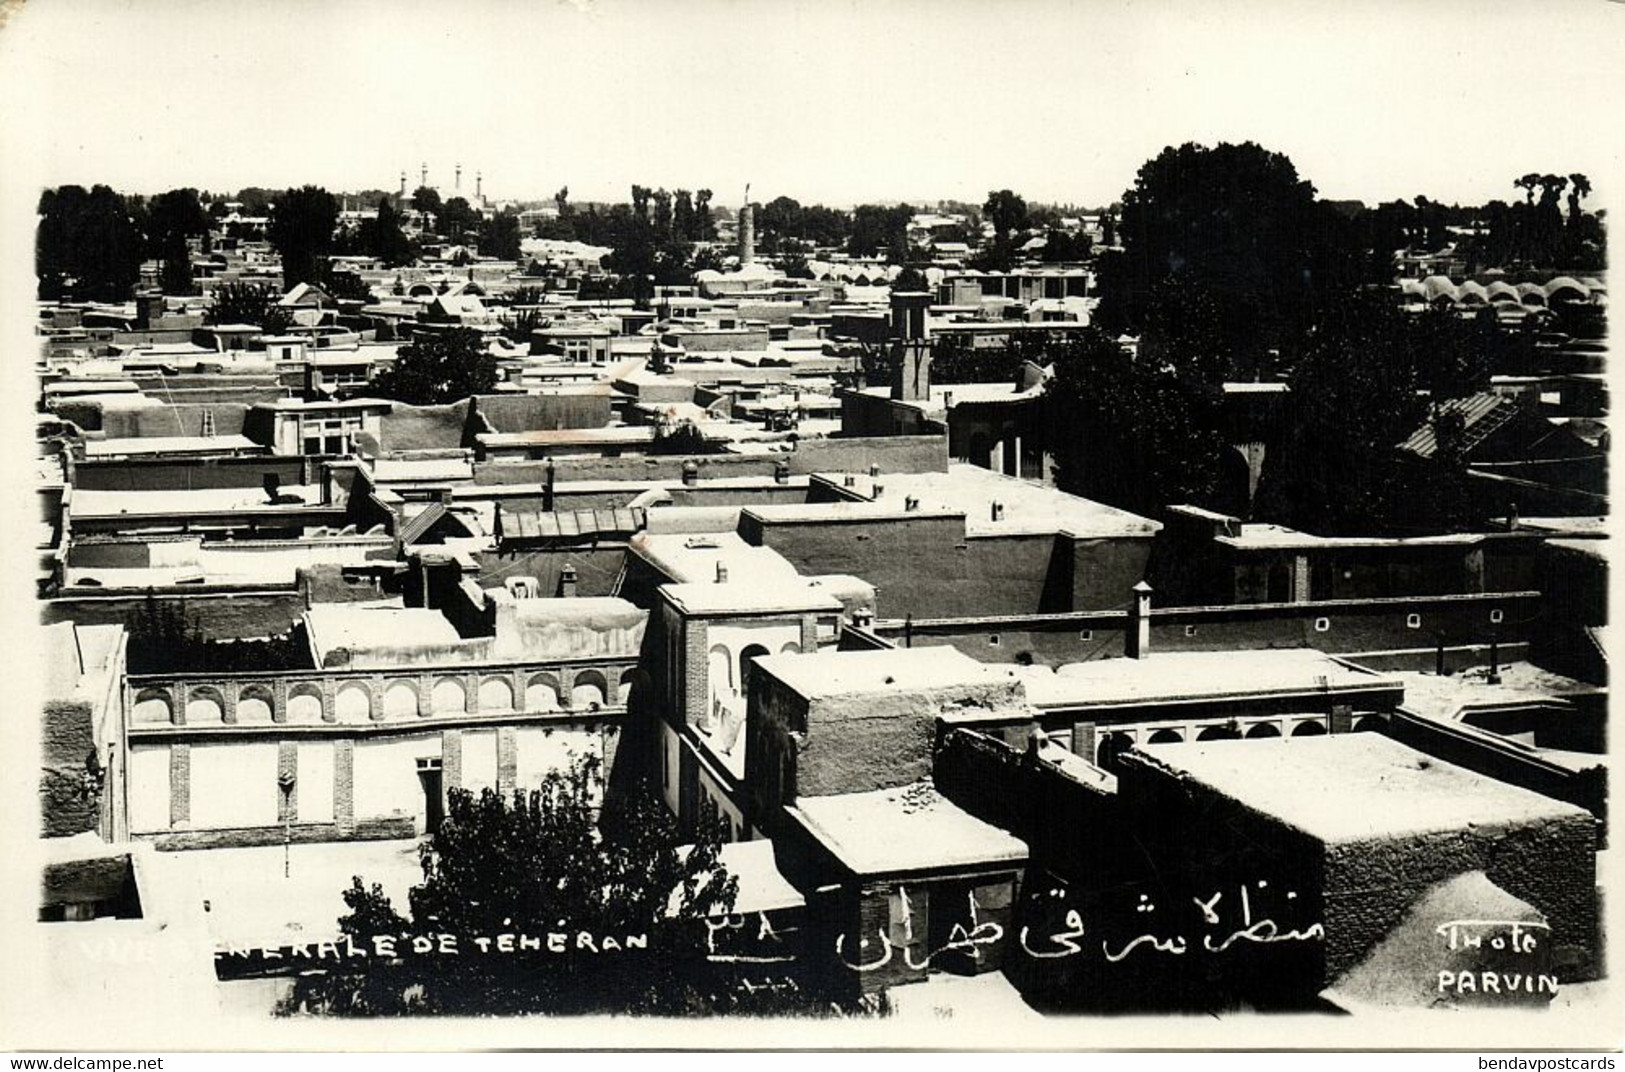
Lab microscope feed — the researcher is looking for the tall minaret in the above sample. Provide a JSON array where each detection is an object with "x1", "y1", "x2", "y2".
[
  {"x1": 455, "y1": 163, "x2": 462, "y2": 192},
  {"x1": 476, "y1": 171, "x2": 483, "y2": 202},
  {"x1": 739, "y1": 183, "x2": 755, "y2": 265},
  {"x1": 420, "y1": 162, "x2": 428, "y2": 188},
  {"x1": 399, "y1": 170, "x2": 407, "y2": 198}
]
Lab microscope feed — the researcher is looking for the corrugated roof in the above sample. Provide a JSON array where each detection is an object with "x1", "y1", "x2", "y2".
[
  {"x1": 498, "y1": 505, "x2": 645, "y2": 542},
  {"x1": 1397, "y1": 393, "x2": 1519, "y2": 459}
]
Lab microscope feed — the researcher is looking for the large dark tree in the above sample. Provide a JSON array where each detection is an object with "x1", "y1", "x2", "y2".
[
  {"x1": 1254, "y1": 293, "x2": 1489, "y2": 535},
  {"x1": 36, "y1": 185, "x2": 145, "y2": 301},
  {"x1": 268, "y1": 186, "x2": 340, "y2": 288},
  {"x1": 366, "y1": 328, "x2": 497, "y2": 405},
  {"x1": 275, "y1": 754, "x2": 767, "y2": 1017},
  {"x1": 1094, "y1": 142, "x2": 1357, "y2": 370},
  {"x1": 206, "y1": 281, "x2": 291, "y2": 332},
  {"x1": 847, "y1": 204, "x2": 913, "y2": 263},
  {"x1": 412, "y1": 185, "x2": 443, "y2": 221},
  {"x1": 478, "y1": 210, "x2": 522, "y2": 261},
  {"x1": 1045, "y1": 328, "x2": 1229, "y2": 519},
  {"x1": 440, "y1": 196, "x2": 480, "y2": 242},
  {"x1": 357, "y1": 198, "x2": 415, "y2": 268}
]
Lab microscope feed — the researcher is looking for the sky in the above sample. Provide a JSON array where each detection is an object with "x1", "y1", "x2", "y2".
[{"x1": 1, "y1": 0, "x2": 1622, "y2": 211}]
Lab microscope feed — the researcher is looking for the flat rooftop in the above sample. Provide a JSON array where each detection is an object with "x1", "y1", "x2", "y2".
[
  {"x1": 788, "y1": 781, "x2": 1028, "y2": 875},
  {"x1": 632, "y1": 531, "x2": 803, "y2": 586},
  {"x1": 809, "y1": 464, "x2": 1161, "y2": 539},
  {"x1": 304, "y1": 601, "x2": 462, "y2": 664},
  {"x1": 1391, "y1": 662, "x2": 1602, "y2": 723},
  {"x1": 82, "y1": 435, "x2": 262, "y2": 458},
  {"x1": 69, "y1": 483, "x2": 325, "y2": 518},
  {"x1": 755, "y1": 646, "x2": 1022, "y2": 703},
  {"x1": 1215, "y1": 523, "x2": 1484, "y2": 551},
  {"x1": 1018, "y1": 649, "x2": 1402, "y2": 710},
  {"x1": 1133, "y1": 734, "x2": 1591, "y2": 844},
  {"x1": 660, "y1": 579, "x2": 844, "y2": 617}
]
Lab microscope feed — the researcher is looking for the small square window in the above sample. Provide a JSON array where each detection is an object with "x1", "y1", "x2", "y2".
[
  {"x1": 1406, "y1": 613, "x2": 1422, "y2": 629},
  {"x1": 989, "y1": 635, "x2": 1001, "y2": 647},
  {"x1": 1314, "y1": 617, "x2": 1330, "y2": 633},
  {"x1": 1079, "y1": 629, "x2": 1093, "y2": 641},
  {"x1": 1490, "y1": 609, "x2": 1504, "y2": 624}
]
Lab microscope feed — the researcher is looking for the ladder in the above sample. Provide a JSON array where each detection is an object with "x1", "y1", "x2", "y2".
[{"x1": 200, "y1": 408, "x2": 216, "y2": 438}]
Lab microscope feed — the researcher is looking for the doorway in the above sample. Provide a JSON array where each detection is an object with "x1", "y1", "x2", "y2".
[{"x1": 417, "y1": 757, "x2": 444, "y2": 836}]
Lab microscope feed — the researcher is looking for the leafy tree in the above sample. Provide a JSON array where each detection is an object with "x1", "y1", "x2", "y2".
[
  {"x1": 205, "y1": 282, "x2": 293, "y2": 332},
  {"x1": 1094, "y1": 142, "x2": 1354, "y2": 363},
  {"x1": 36, "y1": 185, "x2": 145, "y2": 301},
  {"x1": 479, "y1": 210, "x2": 522, "y2": 261},
  {"x1": 1254, "y1": 292, "x2": 1481, "y2": 535},
  {"x1": 276, "y1": 754, "x2": 770, "y2": 1017},
  {"x1": 366, "y1": 328, "x2": 497, "y2": 405},
  {"x1": 649, "y1": 417, "x2": 712, "y2": 455},
  {"x1": 1045, "y1": 328, "x2": 1229, "y2": 519},
  {"x1": 357, "y1": 198, "x2": 415, "y2": 267},
  {"x1": 847, "y1": 204, "x2": 913, "y2": 263},
  {"x1": 553, "y1": 186, "x2": 571, "y2": 217},
  {"x1": 158, "y1": 230, "x2": 195, "y2": 296},
  {"x1": 412, "y1": 185, "x2": 443, "y2": 220},
  {"x1": 693, "y1": 189, "x2": 717, "y2": 241},
  {"x1": 983, "y1": 189, "x2": 1028, "y2": 241},
  {"x1": 322, "y1": 270, "x2": 372, "y2": 303},
  {"x1": 1039, "y1": 228, "x2": 1092, "y2": 263},
  {"x1": 268, "y1": 186, "x2": 341, "y2": 288},
  {"x1": 891, "y1": 266, "x2": 931, "y2": 293},
  {"x1": 440, "y1": 196, "x2": 480, "y2": 242},
  {"x1": 234, "y1": 188, "x2": 274, "y2": 215}
]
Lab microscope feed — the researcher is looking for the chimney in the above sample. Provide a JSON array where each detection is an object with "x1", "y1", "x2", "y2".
[
  {"x1": 774, "y1": 460, "x2": 790, "y2": 485},
  {"x1": 904, "y1": 496, "x2": 919, "y2": 511},
  {"x1": 715, "y1": 562, "x2": 729, "y2": 583},
  {"x1": 739, "y1": 201, "x2": 755, "y2": 265},
  {"x1": 869, "y1": 464, "x2": 880, "y2": 478},
  {"x1": 1126, "y1": 581, "x2": 1153, "y2": 659},
  {"x1": 872, "y1": 483, "x2": 884, "y2": 497},
  {"x1": 844, "y1": 474, "x2": 857, "y2": 487},
  {"x1": 682, "y1": 459, "x2": 699, "y2": 487},
  {"x1": 991, "y1": 501, "x2": 1004, "y2": 521},
  {"x1": 559, "y1": 563, "x2": 578, "y2": 598}
]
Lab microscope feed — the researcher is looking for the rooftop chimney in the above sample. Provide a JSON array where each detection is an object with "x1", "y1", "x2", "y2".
[
  {"x1": 869, "y1": 464, "x2": 880, "y2": 478},
  {"x1": 716, "y1": 562, "x2": 729, "y2": 584},
  {"x1": 682, "y1": 459, "x2": 699, "y2": 486},
  {"x1": 559, "y1": 564, "x2": 578, "y2": 598},
  {"x1": 904, "y1": 496, "x2": 919, "y2": 511},
  {"x1": 1126, "y1": 581, "x2": 1153, "y2": 659},
  {"x1": 774, "y1": 460, "x2": 790, "y2": 485}
]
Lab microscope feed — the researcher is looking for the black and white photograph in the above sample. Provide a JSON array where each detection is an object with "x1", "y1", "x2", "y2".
[{"x1": 1, "y1": 0, "x2": 1620, "y2": 1054}]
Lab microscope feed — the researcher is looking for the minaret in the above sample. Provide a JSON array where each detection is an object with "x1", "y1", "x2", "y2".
[
  {"x1": 739, "y1": 183, "x2": 755, "y2": 266},
  {"x1": 455, "y1": 163, "x2": 462, "y2": 192},
  {"x1": 399, "y1": 170, "x2": 407, "y2": 198},
  {"x1": 420, "y1": 162, "x2": 427, "y2": 188},
  {"x1": 476, "y1": 171, "x2": 483, "y2": 202}
]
